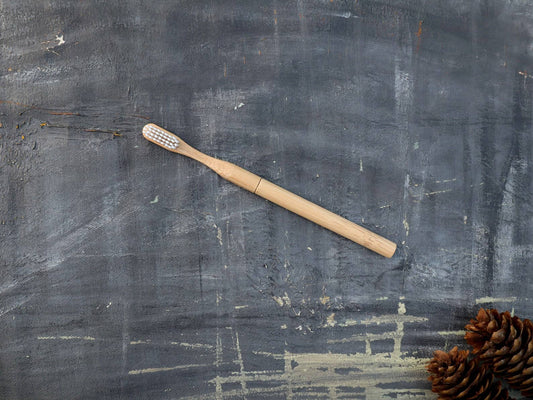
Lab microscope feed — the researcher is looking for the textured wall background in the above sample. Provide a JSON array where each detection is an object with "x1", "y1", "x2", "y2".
[{"x1": 1, "y1": 0, "x2": 533, "y2": 399}]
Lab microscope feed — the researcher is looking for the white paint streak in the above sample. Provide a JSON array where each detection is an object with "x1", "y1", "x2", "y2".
[
  {"x1": 338, "y1": 312, "x2": 427, "y2": 327},
  {"x1": 394, "y1": 56, "x2": 413, "y2": 116},
  {"x1": 398, "y1": 302, "x2": 406, "y2": 315},
  {"x1": 253, "y1": 351, "x2": 285, "y2": 359},
  {"x1": 129, "y1": 364, "x2": 206, "y2": 375},
  {"x1": 55, "y1": 34, "x2": 65, "y2": 46},
  {"x1": 435, "y1": 178, "x2": 457, "y2": 184},
  {"x1": 403, "y1": 218, "x2": 409, "y2": 237},
  {"x1": 209, "y1": 351, "x2": 429, "y2": 398},
  {"x1": 234, "y1": 102, "x2": 245, "y2": 110},
  {"x1": 326, "y1": 313, "x2": 336, "y2": 327},
  {"x1": 216, "y1": 226, "x2": 223, "y2": 246},
  {"x1": 438, "y1": 330, "x2": 466, "y2": 336},
  {"x1": 215, "y1": 327, "x2": 222, "y2": 399},
  {"x1": 359, "y1": 158, "x2": 364, "y2": 172},
  {"x1": 328, "y1": 330, "x2": 405, "y2": 344},
  {"x1": 273, "y1": 296, "x2": 284, "y2": 307},
  {"x1": 150, "y1": 195, "x2": 159, "y2": 204},
  {"x1": 329, "y1": 11, "x2": 360, "y2": 19},
  {"x1": 475, "y1": 296, "x2": 517, "y2": 304},
  {"x1": 38, "y1": 336, "x2": 96, "y2": 341},
  {"x1": 425, "y1": 189, "x2": 452, "y2": 197},
  {"x1": 172, "y1": 342, "x2": 214, "y2": 350},
  {"x1": 234, "y1": 330, "x2": 248, "y2": 395},
  {"x1": 272, "y1": 292, "x2": 291, "y2": 307},
  {"x1": 130, "y1": 339, "x2": 150, "y2": 345},
  {"x1": 164, "y1": 302, "x2": 431, "y2": 398}
]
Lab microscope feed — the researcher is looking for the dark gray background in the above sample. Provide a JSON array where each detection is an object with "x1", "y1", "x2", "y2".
[{"x1": 1, "y1": 0, "x2": 532, "y2": 399}]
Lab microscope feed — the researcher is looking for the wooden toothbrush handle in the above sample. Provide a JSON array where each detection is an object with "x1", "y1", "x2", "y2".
[
  {"x1": 254, "y1": 179, "x2": 396, "y2": 258},
  {"x1": 212, "y1": 160, "x2": 396, "y2": 258}
]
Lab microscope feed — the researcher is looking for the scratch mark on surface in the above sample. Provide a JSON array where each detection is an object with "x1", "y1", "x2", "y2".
[
  {"x1": 234, "y1": 305, "x2": 248, "y2": 310},
  {"x1": 47, "y1": 111, "x2": 81, "y2": 116},
  {"x1": 359, "y1": 158, "x2": 364, "y2": 172},
  {"x1": 416, "y1": 20, "x2": 423, "y2": 52},
  {"x1": 0, "y1": 295, "x2": 34, "y2": 318},
  {"x1": 128, "y1": 364, "x2": 206, "y2": 375}
]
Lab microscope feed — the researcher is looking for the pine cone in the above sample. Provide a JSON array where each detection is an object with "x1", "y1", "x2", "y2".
[
  {"x1": 427, "y1": 346, "x2": 513, "y2": 399},
  {"x1": 465, "y1": 308, "x2": 533, "y2": 397}
]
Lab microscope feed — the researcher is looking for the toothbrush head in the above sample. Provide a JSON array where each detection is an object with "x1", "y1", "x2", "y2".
[{"x1": 142, "y1": 123, "x2": 180, "y2": 151}]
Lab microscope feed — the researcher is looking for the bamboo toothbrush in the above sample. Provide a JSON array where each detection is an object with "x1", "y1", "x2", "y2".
[{"x1": 143, "y1": 123, "x2": 397, "y2": 258}]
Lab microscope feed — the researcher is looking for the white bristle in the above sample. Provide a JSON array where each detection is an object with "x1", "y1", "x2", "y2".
[{"x1": 143, "y1": 124, "x2": 179, "y2": 149}]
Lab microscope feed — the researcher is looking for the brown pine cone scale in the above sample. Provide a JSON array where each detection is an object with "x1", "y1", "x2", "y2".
[
  {"x1": 465, "y1": 308, "x2": 533, "y2": 397},
  {"x1": 427, "y1": 346, "x2": 514, "y2": 400}
]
